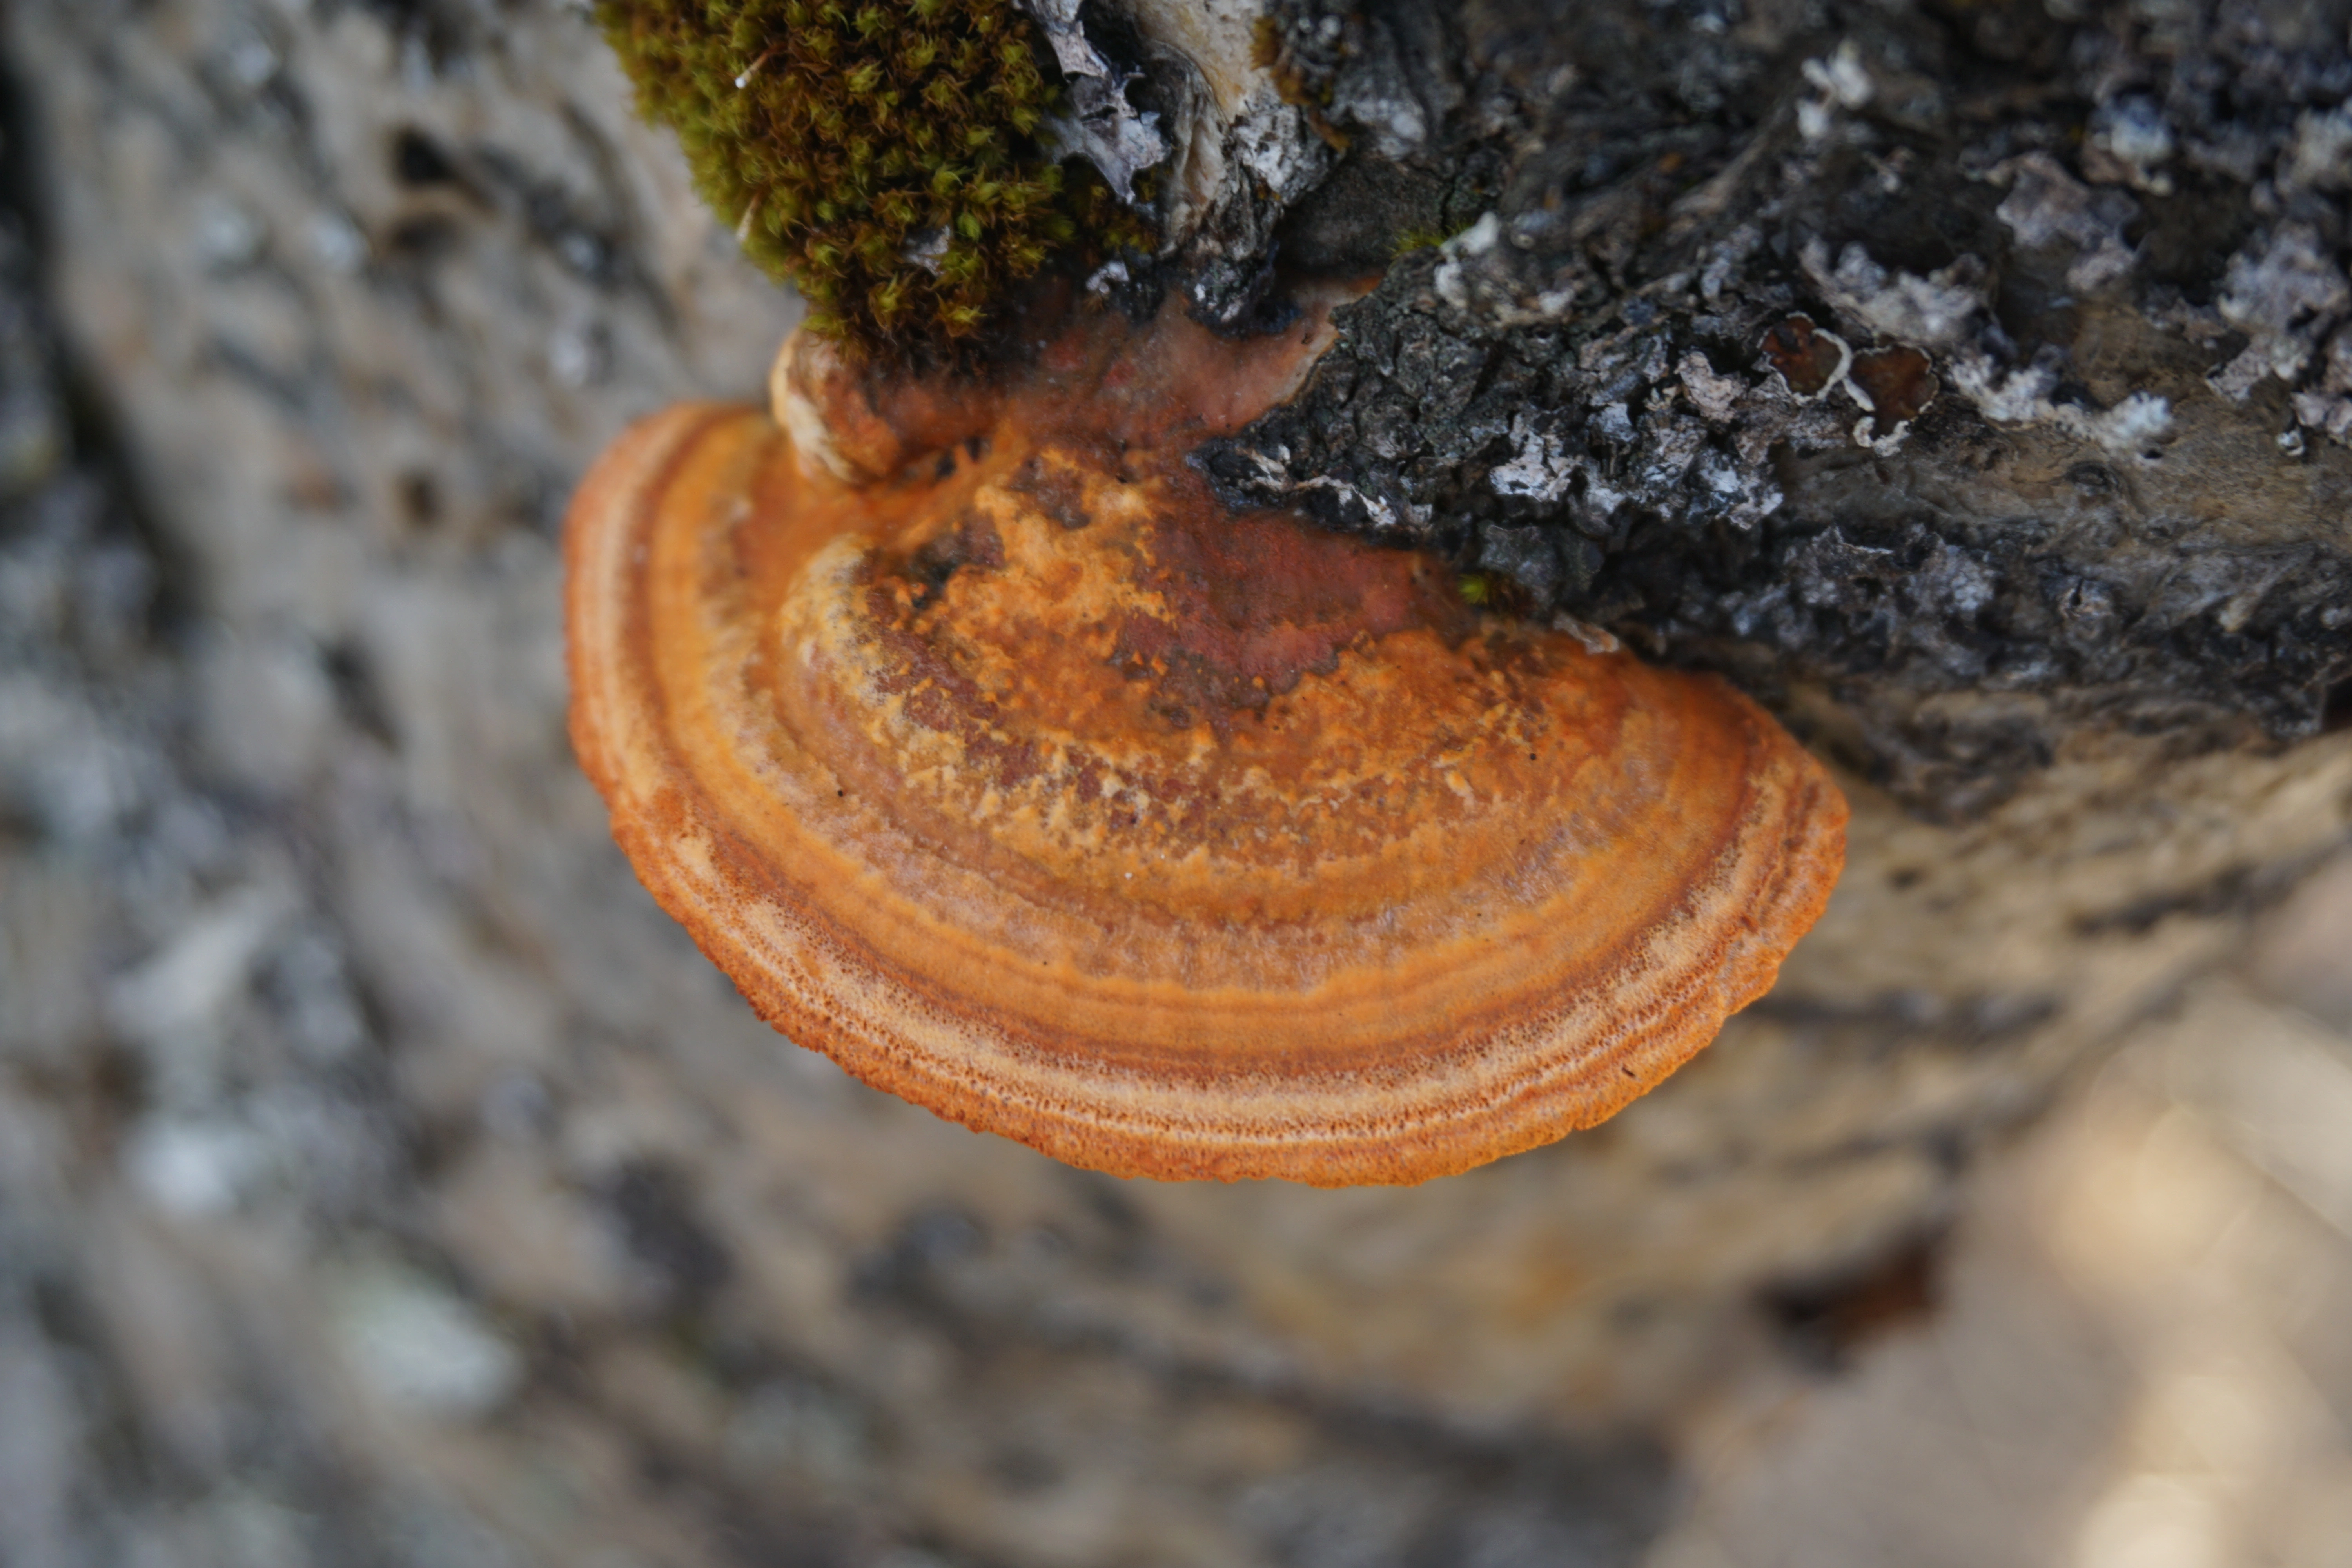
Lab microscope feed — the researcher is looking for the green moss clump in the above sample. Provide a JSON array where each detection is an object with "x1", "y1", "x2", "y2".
[{"x1": 598, "y1": 0, "x2": 1147, "y2": 353}]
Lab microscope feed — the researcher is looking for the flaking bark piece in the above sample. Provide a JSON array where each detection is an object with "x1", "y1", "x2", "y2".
[{"x1": 565, "y1": 310, "x2": 1848, "y2": 1185}]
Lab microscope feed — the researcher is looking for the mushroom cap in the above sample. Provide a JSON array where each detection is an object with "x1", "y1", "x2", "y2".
[{"x1": 567, "y1": 329, "x2": 1847, "y2": 1187}]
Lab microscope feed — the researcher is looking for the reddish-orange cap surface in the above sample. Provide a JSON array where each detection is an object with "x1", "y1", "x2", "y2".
[{"x1": 566, "y1": 311, "x2": 1847, "y2": 1185}]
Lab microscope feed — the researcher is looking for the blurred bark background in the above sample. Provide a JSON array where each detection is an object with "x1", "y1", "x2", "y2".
[{"x1": 2, "y1": 2, "x2": 2350, "y2": 1565}]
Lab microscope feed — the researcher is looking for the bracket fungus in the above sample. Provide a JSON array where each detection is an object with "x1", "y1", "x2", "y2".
[{"x1": 566, "y1": 306, "x2": 1847, "y2": 1185}]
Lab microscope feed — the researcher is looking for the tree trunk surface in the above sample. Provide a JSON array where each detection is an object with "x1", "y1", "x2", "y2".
[{"x1": 2, "y1": 1, "x2": 2350, "y2": 1564}]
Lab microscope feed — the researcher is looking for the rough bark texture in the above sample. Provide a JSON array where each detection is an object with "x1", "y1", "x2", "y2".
[
  {"x1": 1211, "y1": 0, "x2": 2352, "y2": 820},
  {"x1": 0, "y1": 2, "x2": 2348, "y2": 1565}
]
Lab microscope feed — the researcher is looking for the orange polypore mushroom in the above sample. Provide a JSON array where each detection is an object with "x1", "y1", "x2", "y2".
[{"x1": 566, "y1": 306, "x2": 1847, "y2": 1185}]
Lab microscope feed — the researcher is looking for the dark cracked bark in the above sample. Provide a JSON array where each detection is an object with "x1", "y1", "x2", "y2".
[{"x1": 1193, "y1": 0, "x2": 2352, "y2": 818}]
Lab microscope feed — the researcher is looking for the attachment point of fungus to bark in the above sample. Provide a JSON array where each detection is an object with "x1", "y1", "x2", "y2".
[{"x1": 566, "y1": 302, "x2": 1847, "y2": 1185}]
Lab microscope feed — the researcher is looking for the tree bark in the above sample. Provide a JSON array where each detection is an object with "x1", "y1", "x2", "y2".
[{"x1": 1, "y1": 0, "x2": 2348, "y2": 1563}]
